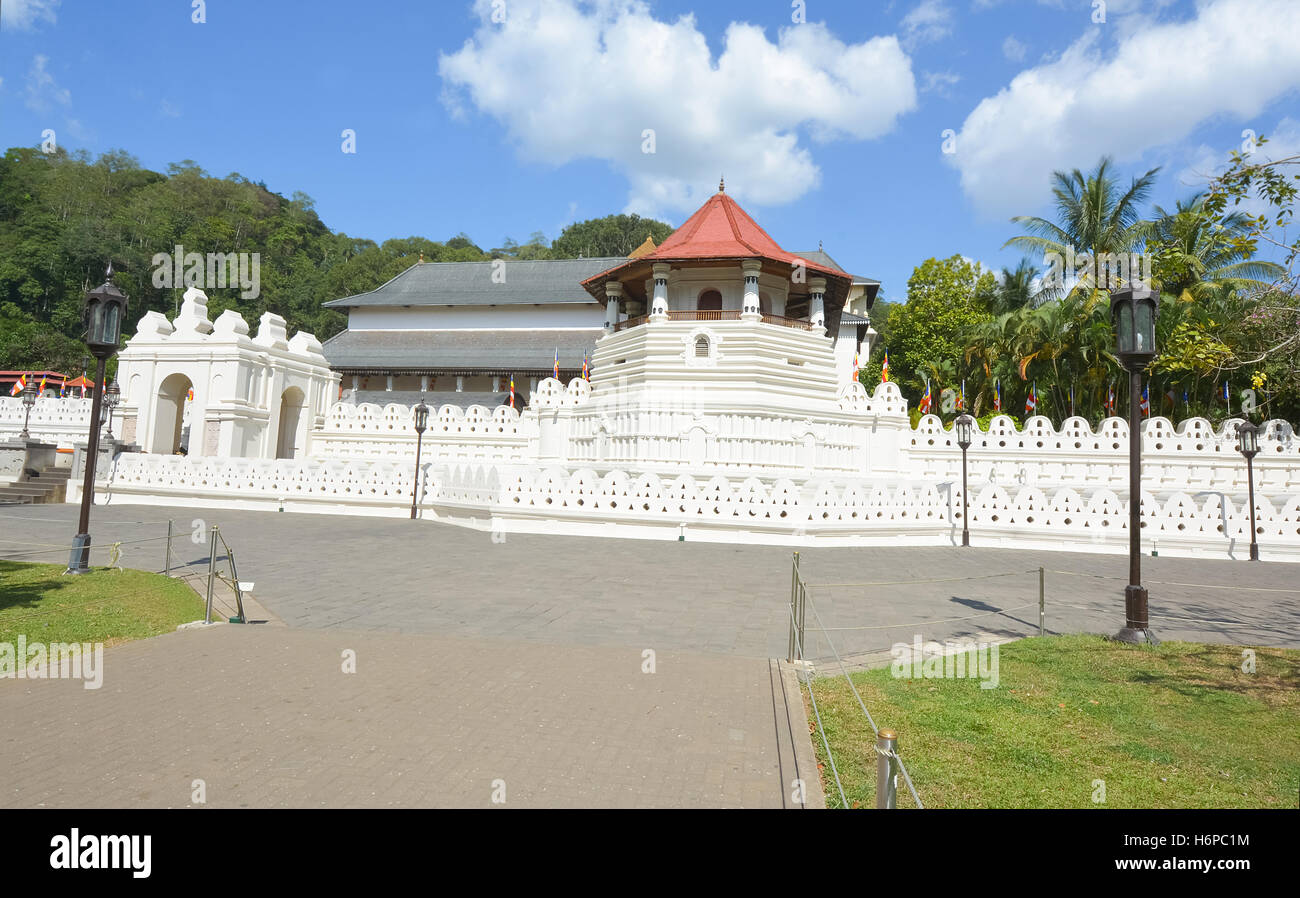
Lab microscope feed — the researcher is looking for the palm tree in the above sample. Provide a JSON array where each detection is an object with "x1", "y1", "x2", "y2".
[
  {"x1": 1004, "y1": 157, "x2": 1160, "y2": 300},
  {"x1": 993, "y1": 257, "x2": 1041, "y2": 314},
  {"x1": 1150, "y1": 194, "x2": 1286, "y2": 300}
]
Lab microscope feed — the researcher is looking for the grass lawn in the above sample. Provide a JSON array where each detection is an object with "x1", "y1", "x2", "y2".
[
  {"x1": 804, "y1": 635, "x2": 1300, "y2": 809},
  {"x1": 0, "y1": 560, "x2": 207, "y2": 647}
]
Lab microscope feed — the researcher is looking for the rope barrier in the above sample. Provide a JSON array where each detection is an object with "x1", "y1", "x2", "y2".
[
  {"x1": 815, "y1": 600, "x2": 1041, "y2": 631},
  {"x1": 804, "y1": 569, "x2": 1039, "y2": 590},
  {"x1": 801, "y1": 586, "x2": 924, "y2": 808},
  {"x1": 789, "y1": 601, "x2": 848, "y2": 809},
  {"x1": 1045, "y1": 568, "x2": 1300, "y2": 594}
]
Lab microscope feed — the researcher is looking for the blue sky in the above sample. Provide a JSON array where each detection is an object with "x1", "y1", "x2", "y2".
[{"x1": 1, "y1": 0, "x2": 1298, "y2": 302}]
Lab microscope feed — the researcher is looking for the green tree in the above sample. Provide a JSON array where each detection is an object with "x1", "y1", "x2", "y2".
[{"x1": 886, "y1": 256, "x2": 996, "y2": 408}]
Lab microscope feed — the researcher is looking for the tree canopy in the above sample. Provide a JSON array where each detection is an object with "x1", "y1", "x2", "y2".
[{"x1": 0, "y1": 145, "x2": 674, "y2": 373}]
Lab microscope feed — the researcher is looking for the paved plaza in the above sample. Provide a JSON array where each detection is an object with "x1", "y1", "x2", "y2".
[{"x1": 2, "y1": 502, "x2": 1297, "y2": 808}]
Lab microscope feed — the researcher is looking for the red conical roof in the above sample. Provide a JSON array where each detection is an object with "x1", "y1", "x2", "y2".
[{"x1": 580, "y1": 187, "x2": 848, "y2": 298}]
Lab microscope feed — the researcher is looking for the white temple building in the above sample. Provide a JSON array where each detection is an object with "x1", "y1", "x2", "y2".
[{"x1": 2, "y1": 185, "x2": 1296, "y2": 560}]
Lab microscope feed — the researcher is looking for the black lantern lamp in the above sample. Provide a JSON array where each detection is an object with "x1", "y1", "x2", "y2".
[
  {"x1": 1109, "y1": 284, "x2": 1159, "y2": 644},
  {"x1": 955, "y1": 414, "x2": 974, "y2": 547},
  {"x1": 67, "y1": 265, "x2": 128, "y2": 575},
  {"x1": 1235, "y1": 418, "x2": 1261, "y2": 562},
  {"x1": 18, "y1": 380, "x2": 38, "y2": 440},
  {"x1": 410, "y1": 396, "x2": 430, "y2": 520},
  {"x1": 102, "y1": 380, "x2": 121, "y2": 441}
]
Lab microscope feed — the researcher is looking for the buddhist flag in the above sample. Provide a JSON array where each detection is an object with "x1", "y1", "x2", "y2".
[
  {"x1": 956, "y1": 379, "x2": 965, "y2": 411},
  {"x1": 186, "y1": 387, "x2": 194, "y2": 402},
  {"x1": 39, "y1": 375, "x2": 48, "y2": 394},
  {"x1": 9, "y1": 375, "x2": 27, "y2": 397},
  {"x1": 553, "y1": 347, "x2": 560, "y2": 379},
  {"x1": 919, "y1": 378, "x2": 933, "y2": 414},
  {"x1": 582, "y1": 353, "x2": 589, "y2": 381},
  {"x1": 994, "y1": 378, "x2": 1002, "y2": 412},
  {"x1": 1106, "y1": 383, "x2": 1116, "y2": 415},
  {"x1": 881, "y1": 351, "x2": 890, "y2": 383},
  {"x1": 852, "y1": 351, "x2": 860, "y2": 382},
  {"x1": 1139, "y1": 384, "x2": 1151, "y2": 417},
  {"x1": 509, "y1": 375, "x2": 515, "y2": 409},
  {"x1": 1024, "y1": 381, "x2": 1037, "y2": 415}
]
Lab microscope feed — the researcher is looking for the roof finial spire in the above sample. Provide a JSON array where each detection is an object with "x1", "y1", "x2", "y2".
[
  {"x1": 105, "y1": 261, "x2": 114, "y2": 279},
  {"x1": 419, "y1": 251, "x2": 424, "y2": 263},
  {"x1": 719, "y1": 175, "x2": 725, "y2": 194},
  {"x1": 818, "y1": 239, "x2": 823, "y2": 252}
]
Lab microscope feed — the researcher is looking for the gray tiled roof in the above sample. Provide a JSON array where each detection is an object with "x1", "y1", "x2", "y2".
[
  {"x1": 792, "y1": 250, "x2": 880, "y2": 288},
  {"x1": 321, "y1": 328, "x2": 602, "y2": 373},
  {"x1": 323, "y1": 258, "x2": 628, "y2": 308}
]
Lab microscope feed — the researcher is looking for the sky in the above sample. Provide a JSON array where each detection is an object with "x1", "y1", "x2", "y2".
[{"x1": 1, "y1": 0, "x2": 1298, "y2": 303}]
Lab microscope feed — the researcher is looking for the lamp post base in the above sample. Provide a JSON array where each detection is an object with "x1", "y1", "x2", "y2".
[
  {"x1": 65, "y1": 533, "x2": 92, "y2": 575},
  {"x1": 1112, "y1": 584, "x2": 1158, "y2": 644},
  {"x1": 1249, "y1": 542, "x2": 1259, "y2": 561},
  {"x1": 961, "y1": 529, "x2": 970, "y2": 547},
  {"x1": 1112, "y1": 627, "x2": 1159, "y2": 646}
]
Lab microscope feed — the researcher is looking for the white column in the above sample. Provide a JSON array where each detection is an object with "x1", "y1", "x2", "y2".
[
  {"x1": 456, "y1": 376, "x2": 464, "y2": 392},
  {"x1": 809, "y1": 276, "x2": 827, "y2": 333},
  {"x1": 420, "y1": 375, "x2": 430, "y2": 392},
  {"x1": 650, "y1": 263, "x2": 670, "y2": 317},
  {"x1": 385, "y1": 374, "x2": 393, "y2": 391},
  {"x1": 741, "y1": 259, "x2": 762, "y2": 319},
  {"x1": 492, "y1": 377, "x2": 500, "y2": 393},
  {"x1": 604, "y1": 281, "x2": 622, "y2": 331},
  {"x1": 530, "y1": 377, "x2": 538, "y2": 393}
]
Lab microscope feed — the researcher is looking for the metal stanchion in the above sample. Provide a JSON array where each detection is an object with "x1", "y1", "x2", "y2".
[
  {"x1": 876, "y1": 729, "x2": 899, "y2": 809},
  {"x1": 164, "y1": 519, "x2": 173, "y2": 577},
  {"x1": 204, "y1": 525, "x2": 218, "y2": 624},
  {"x1": 1039, "y1": 567, "x2": 1045, "y2": 636},
  {"x1": 788, "y1": 551, "x2": 800, "y2": 662}
]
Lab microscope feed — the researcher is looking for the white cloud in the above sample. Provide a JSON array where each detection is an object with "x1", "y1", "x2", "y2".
[
  {"x1": 920, "y1": 71, "x2": 960, "y2": 96},
  {"x1": 24, "y1": 54, "x2": 71, "y2": 113},
  {"x1": 948, "y1": 0, "x2": 1300, "y2": 217},
  {"x1": 160, "y1": 99, "x2": 182, "y2": 118},
  {"x1": 439, "y1": 0, "x2": 917, "y2": 217},
  {"x1": 0, "y1": 0, "x2": 59, "y2": 29},
  {"x1": 901, "y1": 0, "x2": 952, "y2": 48},
  {"x1": 1001, "y1": 35, "x2": 1026, "y2": 62}
]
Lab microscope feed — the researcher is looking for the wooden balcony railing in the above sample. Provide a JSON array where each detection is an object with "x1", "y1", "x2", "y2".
[{"x1": 612, "y1": 310, "x2": 817, "y2": 332}]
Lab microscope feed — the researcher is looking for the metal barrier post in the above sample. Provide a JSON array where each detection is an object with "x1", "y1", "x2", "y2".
[
  {"x1": 204, "y1": 525, "x2": 218, "y2": 624},
  {"x1": 798, "y1": 581, "x2": 807, "y2": 662},
  {"x1": 788, "y1": 551, "x2": 800, "y2": 662},
  {"x1": 164, "y1": 520, "x2": 173, "y2": 577},
  {"x1": 1038, "y1": 567, "x2": 1045, "y2": 636},
  {"x1": 876, "y1": 729, "x2": 898, "y2": 809}
]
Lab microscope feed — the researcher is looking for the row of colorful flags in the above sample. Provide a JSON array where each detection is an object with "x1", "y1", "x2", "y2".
[{"x1": 868, "y1": 352, "x2": 1240, "y2": 418}]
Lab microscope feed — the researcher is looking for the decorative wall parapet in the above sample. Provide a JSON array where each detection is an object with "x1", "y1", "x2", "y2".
[{"x1": 0, "y1": 397, "x2": 95, "y2": 447}]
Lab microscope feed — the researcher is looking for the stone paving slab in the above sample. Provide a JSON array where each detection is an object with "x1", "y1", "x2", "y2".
[{"x1": 0, "y1": 625, "x2": 813, "y2": 809}]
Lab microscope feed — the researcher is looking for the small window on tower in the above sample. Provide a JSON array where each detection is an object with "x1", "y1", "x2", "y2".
[{"x1": 695, "y1": 336, "x2": 710, "y2": 358}]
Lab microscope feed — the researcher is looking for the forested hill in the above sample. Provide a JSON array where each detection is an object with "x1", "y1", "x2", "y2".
[{"x1": 0, "y1": 146, "x2": 674, "y2": 372}]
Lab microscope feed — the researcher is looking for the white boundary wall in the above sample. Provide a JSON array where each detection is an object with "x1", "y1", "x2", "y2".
[{"x1": 91, "y1": 378, "x2": 1300, "y2": 561}]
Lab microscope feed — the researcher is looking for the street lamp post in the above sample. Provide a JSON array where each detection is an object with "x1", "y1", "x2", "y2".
[
  {"x1": 1235, "y1": 417, "x2": 1261, "y2": 561},
  {"x1": 1109, "y1": 285, "x2": 1159, "y2": 645},
  {"x1": 410, "y1": 396, "x2": 430, "y2": 520},
  {"x1": 955, "y1": 413, "x2": 975, "y2": 547},
  {"x1": 102, "y1": 380, "x2": 121, "y2": 441},
  {"x1": 18, "y1": 381, "x2": 38, "y2": 440},
  {"x1": 67, "y1": 267, "x2": 128, "y2": 575}
]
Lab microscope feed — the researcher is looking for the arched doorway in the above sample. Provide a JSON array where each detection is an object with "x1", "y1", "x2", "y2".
[
  {"x1": 151, "y1": 372, "x2": 193, "y2": 455},
  {"x1": 276, "y1": 386, "x2": 306, "y2": 459},
  {"x1": 697, "y1": 289, "x2": 722, "y2": 311}
]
